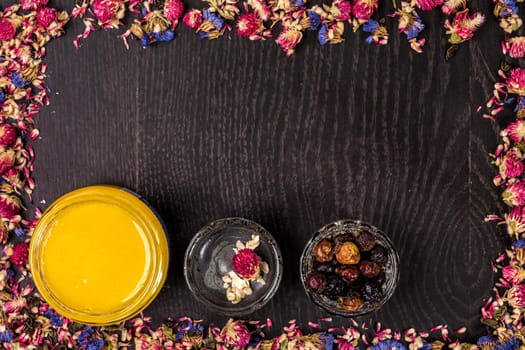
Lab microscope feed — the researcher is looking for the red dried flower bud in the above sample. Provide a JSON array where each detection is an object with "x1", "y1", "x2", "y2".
[
  {"x1": 183, "y1": 9, "x2": 203, "y2": 29},
  {"x1": 232, "y1": 248, "x2": 261, "y2": 278},
  {"x1": 164, "y1": 0, "x2": 185, "y2": 22},
  {"x1": 236, "y1": 13, "x2": 260, "y2": 37},
  {"x1": 0, "y1": 18, "x2": 16, "y2": 41},
  {"x1": 36, "y1": 7, "x2": 58, "y2": 28},
  {"x1": 0, "y1": 124, "x2": 18, "y2": 147},
  {"x1": 0, "y1": 149, "x2": 16, "y2": 175},
  {"x1": 0, "y1": 193, "x2": 21, "y2": 219},
  {"x1": 11, "y1": 243, "x2": 28, "y2": 268}
]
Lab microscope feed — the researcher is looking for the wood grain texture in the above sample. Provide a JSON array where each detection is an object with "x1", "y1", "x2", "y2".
[{"x1": 32, "y1": 0, "x2": 506, "y2": 339}]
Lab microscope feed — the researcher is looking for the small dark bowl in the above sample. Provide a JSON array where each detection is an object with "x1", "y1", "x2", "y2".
[
  {"x1": 300, "y1": 219, "x2": 400, "y2": 317},
  {"x1": 184, "y1": 217, "x2": 283, "y2": 316}
]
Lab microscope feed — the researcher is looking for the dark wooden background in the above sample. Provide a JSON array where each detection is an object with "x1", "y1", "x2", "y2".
[{"x1": 32, "y1": 0, "x2": 508, "y2": 340}]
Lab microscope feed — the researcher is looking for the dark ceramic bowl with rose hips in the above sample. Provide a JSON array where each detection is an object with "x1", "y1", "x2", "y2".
[{"x1": 300, "y1": 220, "x2": 400, "y2": 317}]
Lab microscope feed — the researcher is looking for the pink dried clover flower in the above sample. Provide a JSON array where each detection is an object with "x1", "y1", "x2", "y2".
[
  {"x1": 232, "y1": 248, "x2": 260, "y2": 279},
  {"x1": 0, "y1": 18, "x2": 16, "y2": 41}
]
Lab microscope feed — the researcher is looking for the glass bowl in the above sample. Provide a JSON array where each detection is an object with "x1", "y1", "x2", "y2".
[
  {"x1": 300, "y1": 219, "x2": 400, "y2": 317},
  {"x1": 184, "y1": 217, "x2": 283, "y2": 316}
]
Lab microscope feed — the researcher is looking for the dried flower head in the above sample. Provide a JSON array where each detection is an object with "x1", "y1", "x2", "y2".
[{"x1": 502, "y1": 37, "x2": 525, "y2": 58}]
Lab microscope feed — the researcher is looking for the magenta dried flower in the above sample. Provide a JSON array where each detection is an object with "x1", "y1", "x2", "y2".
[
  {"x1": 36, "y1": 7, "x2": 58, "y2": 28},
  {"x1": 236, "y1": 13, "x2": 269, "y2": 39},
  {"x1": 352, "y1": 0, "x2": 377, "y2": 22},
  {"x1": 497, "y1": 147, "x2": 525, "y2": 184},
  {"x1": 0, "y1": 18, "x2": 16, "y2": 41},
  {"x1": 0, "y1": 125, "x2": 17, "y2": 147},
  {"x1": 333, "y1": 0, "x2": 352, "y2": 21},
  {"x1": 0, "y1": 193, "x2": 21, "y2": 219},
  {"x1": 0, "y1": 149, "x2": 16, "y2": 175},
  {"x1": 441, "y1": 0, "x2": 466, "y2": 15},
  {"x1": 416, "y1": 0, "x2": 443, "y2": 11},
  {"x1": 11, "y1": 243, "x2": 28, "y2": 268},
  {"x1": 507, "y1": 284, "x2": 525, "y2": 308},
  {"x1": 92, "y1": 0, "x2": 125, "y2": 26},
  {"x1": 164, "y1": 0, "x2": 185, "y2": 23},
  {"x1": 505, "y1": 206, "x2": 525, "y2": 238},
  {"x1": 507, "y1": 68, "x2": 525, "y2": 96},
  {"x1": 503, "y1": 182, "x2": 525, "y2": 206},
  {"x1": 276, "y1": 29, "x2": 303, "y2": 56},
  {"x1": 503, "y1": 37, "x2": 525, "y2": 58},
  {"x1": 183, "y1": 9, "x2": 203, "y2": 29},
  {"x1": 219, "y1": 319, "x2": 251, "y2": 348},
  {"x1": 502, "y1": 264, "x2": 525, "y2": 284},
  {"x1": 444, "y1": 9, "x2": 485, "y2": 44},
  {"x1": 505, "y1": 120, "x2": 525, "y2": 142},
  {"x1": 232, "y1": 248, "x2": 261, "y2": 278}
]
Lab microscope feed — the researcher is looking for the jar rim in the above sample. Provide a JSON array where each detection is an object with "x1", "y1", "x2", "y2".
[{"x1": 29, "y1": 185, "x2": 169, "y2": 326}]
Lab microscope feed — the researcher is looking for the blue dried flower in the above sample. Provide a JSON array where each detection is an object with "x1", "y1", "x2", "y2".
[
  {"x1": 11, "y1": 72, "x2": 26, "y2": 89},
  {"x1": 496, "y1": 338, "x2": 520, "y2": 350},
  {"x1": 0, "y1": 91, "x2": 5, "y2": 104},
  {"x1": 77, "y1": 326, "x2": 94, "y2": 346},
  {"x1": 44, "y1": 310, "x2": 64, "y2": 327},
  {"x1": 199, "y1": 31, "x2": 210, "y2": 39},
  {"x1": 14, "y1": 227, "x2": 24, "y2": 237},
  {"x1": 320, "y1": 332, "x2": 335, "y2": 350},
  {"x1": 141, "y1": 7, "x2": 148, "y2": 16},
  {"x1": 292, "y1": 0, "x2": 305, "y2": 7},
  {"x1": 86, "y1": 339, "x2": 105, "y2": 350},
  {"x1": 514, "y1": 96, "x2": 525, "y2": 112},
  {"x1": 370, "y1": 340, "x2": 407, "y2": 350},
  {"x1": 513, "y1": 238, "x2": 525, "y2": 249},
  {"x1": 153, "y1": 30, "x2": 175, "y2": 42},
  {"x1": 318, "y1": 24, "x2": 328, "y2": 45},
  {"x1": 203, "y1": 10, "x2": 224, "y2": 31},
  {"x1": 176, "y1": 320, "x2": 204, "y2": 340},
  {"x1": 0, "y1": 329, "x2": 13, "y2": 342},
  {"x1": 363, "y1": 19, "x2": 379, "y2": 33},
  {"x1": 407, "y1": 18, "x2": 425, "y2": 40},
  {"x1": 308, "y1": 11, "x2": 321, "y2": 31},
  {"x1": 141, "y1": 35, "x2": 150, "y2": 47}
]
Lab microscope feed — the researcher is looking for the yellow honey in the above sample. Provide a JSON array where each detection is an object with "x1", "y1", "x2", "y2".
[{"x1": 29, "y1": 185, "x2": 169, "y2": 325}]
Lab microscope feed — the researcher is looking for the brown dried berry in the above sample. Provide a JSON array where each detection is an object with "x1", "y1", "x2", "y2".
[
  {"x1": 359, "y1": 260, "x2": 381, "y2": 278},
  {"x1": 314, "y1": 239, "x2": 334, "y2": 262},
  {"x1": 336, "y1": 266, "x2": 360, "y2": 285},
  {"x1": 338, "y1": 291, "x2": 363, "y2": 311},
  {"x1": 335, "y1": 241, "x2": 360, "y2": 265},
  {"x1": 355, "y1": 231, "x2": 376, "y2": 251},
  {"x1": 369, "y1": 245, "x2": 388, "y2": 264},
  {"x1": 306, "y1": 272, "x2": 327, "y2": 293}
]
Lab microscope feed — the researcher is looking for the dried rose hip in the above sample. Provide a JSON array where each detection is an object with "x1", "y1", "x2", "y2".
[
  {"x1": 355, "y1": 231, "x2": 376, "y2": 251},
  {"x1": 335, "y1": 241, "x2": 360, "y2": 265},
  {"x1": 336, "y1": 266, "x2": 360, "y2": 285},
  {"x1": 315, "y1": 262, "x2": 335, "y2": 274},
  {"x1": 359, "y1": 260, "x2": 381, "y2": 278},
  {"x1": 314, "y1": 239, "x2": 334, "y2": 262},
  {"x1": 306, "y1": 272, "x2": 327, "y2": 293},
  {"x1": 369, "y1": 245, "x2": 388, "y2": 264},
  {"x1": 323, "y1": 276, "x2": 346, "y2": 299},
  {"x1": 338, "y1": 291, "x2": 363, "y2": 311},
  {"x1": 334, "y1": 233, "x2": 354, "y2": 246}
]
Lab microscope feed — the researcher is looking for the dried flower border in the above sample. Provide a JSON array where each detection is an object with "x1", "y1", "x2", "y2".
[{"x1": 0, "y1": 0, "x2": 519, "y2": 348}]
